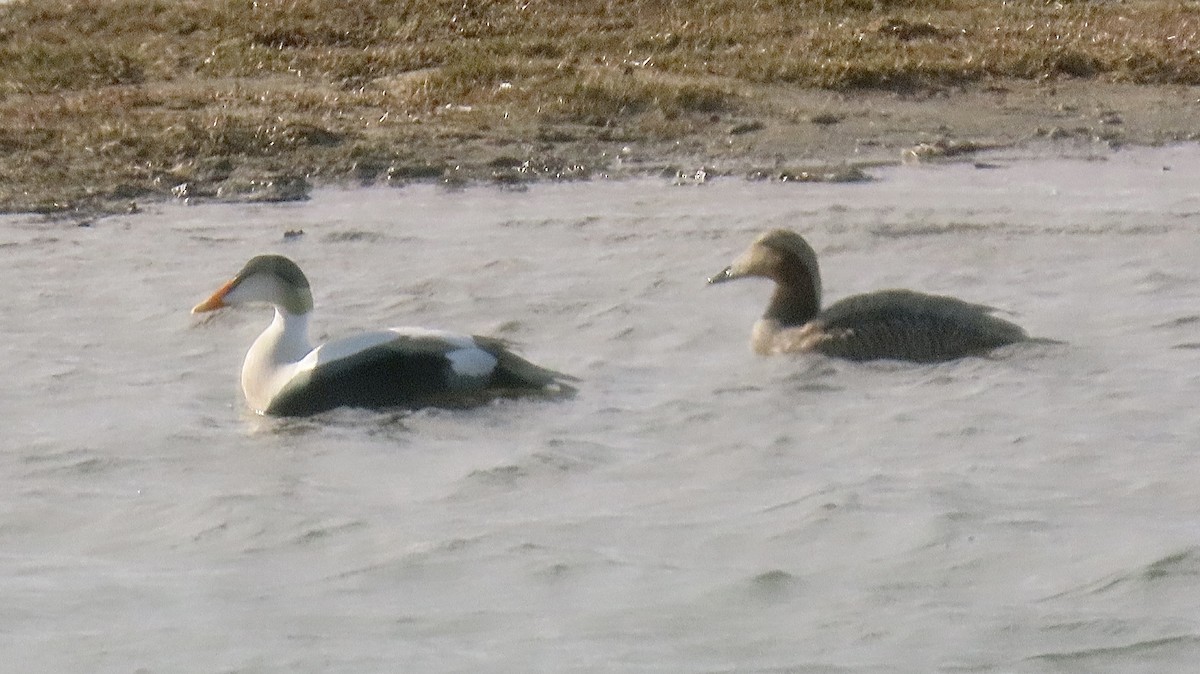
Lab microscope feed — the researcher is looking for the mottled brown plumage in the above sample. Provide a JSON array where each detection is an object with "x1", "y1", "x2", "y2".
[{"x1": 708, "y1": 229, "x2": 1030, "y2": 362}]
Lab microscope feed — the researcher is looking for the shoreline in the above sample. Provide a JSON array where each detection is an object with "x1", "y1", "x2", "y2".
[
  {"x1": 4, "y1": 0, "x2": 1200, "y2": 217},
  {"x1": 12, "y1": 78, "x2": 1198, "y2": 218}
]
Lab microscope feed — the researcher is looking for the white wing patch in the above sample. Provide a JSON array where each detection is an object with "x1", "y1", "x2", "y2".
[
  {"x1": 445, "y1": 347, "x2": 497, "y2": 378},
  {"x1": 386, "y1": 327, "x2": 497, "y2": 379},
  {"x1": 385, "y1": 326, "x2": 480, "y2": 350},
  {"x1": 294, "y1": 326, "x2": 496, "y2": 379},
  {"x1": 304, "y1": 331, "x2": 402, "y2": 367}
]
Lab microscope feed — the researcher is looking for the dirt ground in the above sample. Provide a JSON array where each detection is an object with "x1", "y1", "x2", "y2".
[
  {"x1": 495, "y1": 78, "x2": 1200, "y2": 180},
  {"x1": 132, "y1": 78, "x2": 1200, "y2": 193},
  {"x1": 8, "y1": 77, "x2": 1200, "y2": 217},
  {"x1": 5, "y1": 0, "x2": 1200, "y2": 215},
  {"x1": 683, "y1": 79, "x2": 1200, "y2": 166}
]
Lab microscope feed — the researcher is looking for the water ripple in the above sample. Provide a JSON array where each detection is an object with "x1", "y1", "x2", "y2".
[
  {"x1": 1040, "y1": 547, "x2": 1200, "y2": 601},
  {"x1": 1027, "y1": 633, "x2": 1200, "y2": 663}
]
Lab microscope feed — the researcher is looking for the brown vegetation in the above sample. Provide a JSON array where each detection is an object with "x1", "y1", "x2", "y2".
[{"x1": 1, "y1": 0, "x2": 1198, "y2": 213}]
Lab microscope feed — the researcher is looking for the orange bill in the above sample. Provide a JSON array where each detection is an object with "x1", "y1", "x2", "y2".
[{"x1": 191, "y1": 278, "x2": 236, "y2": 313}]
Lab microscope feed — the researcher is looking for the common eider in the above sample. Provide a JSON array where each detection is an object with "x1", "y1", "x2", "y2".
[
  {"x1": 707, "y1": 229, "x2": 1031, "y2": 362},
  {"x1": 192, "y1": 255, "x2": 575, "y2": 416}
]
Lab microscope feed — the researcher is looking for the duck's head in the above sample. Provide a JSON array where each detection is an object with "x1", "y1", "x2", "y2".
[
  {"x1": 707, "y1": 228, "x2": 822, "y2": 297},
  {"x1": 192, "y1": 254, "x2": 314, "y2": 315}
]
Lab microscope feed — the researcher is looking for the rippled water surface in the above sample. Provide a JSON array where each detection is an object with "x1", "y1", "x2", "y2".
[{"x1": 4, "y1": 146, "x2": 1200, "y2": 673}]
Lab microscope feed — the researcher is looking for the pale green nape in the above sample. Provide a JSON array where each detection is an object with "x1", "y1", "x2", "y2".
[{"x1": 236, "y1": 254, "x2": 315, "y2": 314}]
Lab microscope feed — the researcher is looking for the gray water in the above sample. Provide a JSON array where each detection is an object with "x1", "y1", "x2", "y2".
[{"x1": 3, "y1": 145, "x2": 1200, "y2": 673}]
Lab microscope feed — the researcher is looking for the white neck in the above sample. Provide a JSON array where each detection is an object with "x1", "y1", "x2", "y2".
[
  {"x1": 241, "y1": 308, "x2": 314, "y2": 413},
  {"x1": 751, "y1": 317, "x2": 782, "y2": 355}
]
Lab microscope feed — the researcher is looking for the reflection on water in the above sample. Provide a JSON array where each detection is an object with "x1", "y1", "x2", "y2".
[{"x1": 3, "y1": 146, "x2": 1200, "y2": 671}]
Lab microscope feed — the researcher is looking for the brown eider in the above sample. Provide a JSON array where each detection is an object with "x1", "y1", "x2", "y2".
[{"x1": 708, "y1": 229, "x2": 1030, "y2": 362}]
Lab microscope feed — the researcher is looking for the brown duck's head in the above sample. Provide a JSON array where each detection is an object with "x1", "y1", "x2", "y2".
[
  {"x1": 192, "y1": 254, "x2": 315, "y2": 315},
  {"x1": 708, "y1": 228, "x2": 822, "y2": 297}
]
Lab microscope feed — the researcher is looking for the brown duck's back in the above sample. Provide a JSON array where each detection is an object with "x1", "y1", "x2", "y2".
[{"x1": 799, "y1": 289, "x2": 1028, "y2": 362}]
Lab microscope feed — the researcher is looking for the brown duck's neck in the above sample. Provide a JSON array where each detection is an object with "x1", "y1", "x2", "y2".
[{"x1": 764, "y1": 266, "x2": 820, "y2": 327}]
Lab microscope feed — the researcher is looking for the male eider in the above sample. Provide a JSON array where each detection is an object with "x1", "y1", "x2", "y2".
[
  {"x1": 193, "y1": 255, "x2": 575, "y2": 416},
  {"x1": 707, "y1": 229, "x2": 1031, "y2": 362}
]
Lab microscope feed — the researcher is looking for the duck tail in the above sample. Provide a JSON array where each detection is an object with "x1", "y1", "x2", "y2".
[{"x1": 475, "y1": 337, "x2": 579, "y2": 394}]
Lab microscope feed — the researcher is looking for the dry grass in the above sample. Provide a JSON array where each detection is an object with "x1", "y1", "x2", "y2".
[{"x1": 1, "y1": 0, "x2": 1199, "y2": 211}]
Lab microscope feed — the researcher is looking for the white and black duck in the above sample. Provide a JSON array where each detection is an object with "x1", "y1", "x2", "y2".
[{"x1": 193, "y1": 255, "x2": 575, "y2": 416}]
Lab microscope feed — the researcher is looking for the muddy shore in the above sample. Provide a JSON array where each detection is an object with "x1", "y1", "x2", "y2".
[
  {"x1": 4, "y1": 0, "x2": 1200, "y2": 216},
  {"x1": 7, "y1": 78, "x2": 1200, "y2": 218},
  {"x1": 463, "y1": 78, "x2": 1200, "y2": 178}
]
